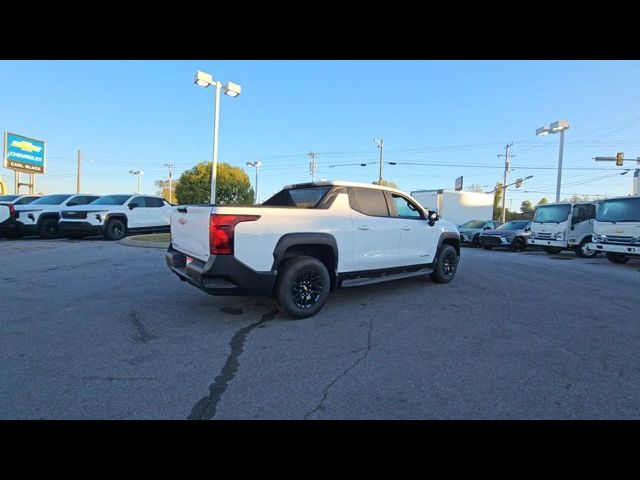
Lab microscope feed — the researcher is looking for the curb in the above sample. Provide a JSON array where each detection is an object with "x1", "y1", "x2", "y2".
[{"x1": 118, "y1": 236, "x2": 170, "y2": 249}]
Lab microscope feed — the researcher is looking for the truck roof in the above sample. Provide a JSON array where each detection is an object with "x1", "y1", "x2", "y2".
[{"x1": 281, "y1": 180, "x2": 406, "y2": 195}]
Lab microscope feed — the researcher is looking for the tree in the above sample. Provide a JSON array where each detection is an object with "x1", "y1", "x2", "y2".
[
  {"x1": 175, "y1": 162, "x2": 254, "y2": 205},
  {"x1": 537, "y1": 197, "x2": 549, "y2": 207},
  {"x1": 154, "y1": 179, "x2": 177, "y2": 203},
  {"x1": 372, "y1": 179, "x2": 400, "y2": 189},
  {"x1": 520, "y1": 200, "x2": 534, "y2": 213},
  {"x1": 492, "y1": 182, "x2": 503, "y2": 221},
  {"x1": 467, "y1": 184, "x2": 486, "y2": 193}
]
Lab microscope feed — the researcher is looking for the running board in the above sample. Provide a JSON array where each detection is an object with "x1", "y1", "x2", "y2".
[{"x1": 340, "y1": 268, "x2": 433, "y2": 288}]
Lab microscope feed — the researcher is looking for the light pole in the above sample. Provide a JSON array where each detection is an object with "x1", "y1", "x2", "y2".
[
  {"x1": 194, "y1": 70, "x2": 242, "y2": 204},
  {"x1": 246, "y1": 161, "x2": 261, "y2": 203},
  {"x1": 129, "y1": 170, "x2": 144, "y2": 194},
  {"x1": 536, "y1": 120, "x2": 570, "y2": 203},
  {"x1": 373, "y1": 138, "x2": 384, "y2": 184}
]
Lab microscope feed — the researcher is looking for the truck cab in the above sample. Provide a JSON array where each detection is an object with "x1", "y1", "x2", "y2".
[
  {"x1": 528, "y1": 202, "x2": 599, "y2": 258},
  {"x1": 591, "y1": 195, "x2": 640, "y2": 264}
]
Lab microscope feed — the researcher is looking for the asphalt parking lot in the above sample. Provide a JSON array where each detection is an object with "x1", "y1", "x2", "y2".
[{"x1": 1, "y1": 238, "x2": 639, "y2": 419}]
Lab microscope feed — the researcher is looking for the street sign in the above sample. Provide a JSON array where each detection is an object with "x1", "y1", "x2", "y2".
[
  {"x1": 3, "y1": 131, "x2": 46, "y2": 174},
  {"x1": 455, "y1": 176, "x2": 463, "y2": 191}
]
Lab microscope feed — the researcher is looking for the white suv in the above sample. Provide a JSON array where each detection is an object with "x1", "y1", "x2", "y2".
[
  {"x1": 59, "y1": 194, "x2": 172, "y2": 240},
  {"x1": 11, "y1": 194, "x2": 101, "y2": 239}
]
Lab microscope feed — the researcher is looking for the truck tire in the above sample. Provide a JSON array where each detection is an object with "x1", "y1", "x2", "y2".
[
  {"x1": 430, "y1": 244, "x2": 458, "y2": 284},
  {"x1": 511, "y1": 237, "x2": 526, "y2": 252},
  {"x1": 544, "y1": 246, "x2": 562, "y2": 254},
  {"x1": 575, "y1": 237, "x2": 597, "y2": 258},
  {"x1": 105, "y1": 219, "x2": 126, "y2": 241},
  {"x1": 39, "y1": 218, "x2": 61, "y2": 239},
  {"x1": 275, "y1": 255, "x2": 331, "y2": 319},
  {"x1": 606, "y1": 252, "x2": 629, "y2": 264}
]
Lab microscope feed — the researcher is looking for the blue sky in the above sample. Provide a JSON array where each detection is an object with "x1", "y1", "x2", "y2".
[{"x1": 1, "y1": 60, "x2": 639, "y2": 208}]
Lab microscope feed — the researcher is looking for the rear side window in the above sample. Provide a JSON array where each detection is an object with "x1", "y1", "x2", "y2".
[
  {"x1": 145, "y1": 197, "x2": 165, "y2": 207},
  {"x1": 130, "y1": 197, "x2": 147, "y2": 207},
  {"x1": 349, "y1": 187, "x2": 390, "y2": 217},
  {"x1": 263, "y1": 187, "x2": 330, "y2": 208}
]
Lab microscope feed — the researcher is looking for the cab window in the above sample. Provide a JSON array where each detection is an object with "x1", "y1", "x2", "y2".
[
  {"x1": 145, "y1": 197, "x2": 165, "y2": 208},
  {"x1": 130, "y1": 197, "x2": 147, "y2": 207},
  {"x1": 391, "y1": 194, "x2": 423, "y2": 219}
]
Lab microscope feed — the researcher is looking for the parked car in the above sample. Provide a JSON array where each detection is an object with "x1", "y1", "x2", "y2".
[
  {"x1": 9, "y1": 194, "x2": 101, "y2": 239},
  {"x1": 58, "y1": 194, "x2": 172, "y2": 240},
  {"x1": 458, "y1": 220, "x2": 502, "y2": 247},
  {"x1": 166, "y1": 181, "x2": 460, "y2": 319},
  {"x1": 0, "y1": 195, "x2": 41, "y2": 237},
  {"x1": 479, "y1": 220, "x2": 531, "y2": 252}
]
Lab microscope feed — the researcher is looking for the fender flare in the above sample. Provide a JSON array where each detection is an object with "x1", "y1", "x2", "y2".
[
  {"x1": 271, "y1": 233, "x2": 338, "y2": 271},
  {"x1": 37, "y1": 212, "x2": 61, "y2": 227},
  {"x1": 436, "y1": 231, "x2": 461, "y2": 257},
  {"x1": 104, "y1": 213, "x2": 128, "y2": 227}
]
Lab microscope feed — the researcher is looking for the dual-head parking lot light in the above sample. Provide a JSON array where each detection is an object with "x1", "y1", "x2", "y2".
[
  {"x1": 536, "y1": 120, "x2": 570, "y2": 203},
  {"x1": 194, "y1": 70, "x2": 242, "y2": 204}
]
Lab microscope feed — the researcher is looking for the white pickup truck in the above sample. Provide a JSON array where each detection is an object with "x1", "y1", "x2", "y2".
[{"x1": 166, "y1": 181, "x2": 460, "y2": 318}]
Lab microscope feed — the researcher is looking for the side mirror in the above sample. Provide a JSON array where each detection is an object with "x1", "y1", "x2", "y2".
[
  {"x1": 484, "y1": 226, "x2": 492, "y2": 230},
  {"x1": 128, "y1": 202, "x2": 139, "y2": 210},
  {"x1": 428, "y1": 211, "x2": 439, "y2": 225}
]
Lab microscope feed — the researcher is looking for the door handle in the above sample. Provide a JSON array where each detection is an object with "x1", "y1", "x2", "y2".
[
  {"x1": 402, "y1": 227, "x2": 411, "y2": 231},
  {"x1": 358, "y1": 225, "x2": 370, "y2": 231}
]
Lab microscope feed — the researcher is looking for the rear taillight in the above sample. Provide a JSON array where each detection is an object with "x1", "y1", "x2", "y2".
[
  {"x1": 209, "y1": 214, "x2": 260, "y2": 255},
  {"x1": 9, "y1": 204, "x2": 15, "y2": 218}
]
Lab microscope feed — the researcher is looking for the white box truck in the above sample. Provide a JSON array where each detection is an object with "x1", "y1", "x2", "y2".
[
  {"x1": 590, "y1": 195, "x2": 640, "y2": 264},
  {"x1": 410, "y1": 189, "x2": 494, "y2": 227}
]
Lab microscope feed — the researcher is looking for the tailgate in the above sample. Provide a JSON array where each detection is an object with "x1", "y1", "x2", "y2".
[
  {"x1": 0, "y1": 205, "x2": 9, "y2": 223},
  {"x1": 170, "y1": 205, "x2": 213, "y2": 261}
]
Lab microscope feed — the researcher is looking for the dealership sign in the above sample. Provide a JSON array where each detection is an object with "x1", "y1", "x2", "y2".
[{"x1": 3, "y1": 131, "x2": 46, "y2": 174}]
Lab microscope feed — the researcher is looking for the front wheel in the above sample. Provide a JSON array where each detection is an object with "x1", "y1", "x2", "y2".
[
  {"x1": 606, "y1": 252, "x2": 629, "y2": 264},
  {"x1": 430, "y1": 244, "x2": 459, "y2": 284},
  {"x1": 105, "y1": 219, "x2": 126, "y2": 241},
  {"x1": 275, "y1": 256, "x2": 331, "y2": 319},
  {"x1": 511, "y1": 237, "x2": 526, "y2": 252},
  {"x1": 575, "y1": 237, "x2": 598, "y2": 258},
  {"x1": 472, "y1": 235, "x2": 481, "y2": 248},
  {"x1": 544, "y1": 246, "x2": 563, "y2": 254},
  {"x1": 39, "y1": 218, "x2": 60, "y2": 239}
]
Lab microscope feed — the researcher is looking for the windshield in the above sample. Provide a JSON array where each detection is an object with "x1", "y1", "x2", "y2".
[
  {"x1": 596, "y1": 197, "x2": 640, "y2": 223},
  {"x1": 90, "y1": 195, "x2": 131, "y2": 206},
  {"x1": 533, "y1": 204, "x2": 571, "y2": 223},
  {"x1": 497, "y1": 221, "x2": 529, "y2": 231},
  {"x1": 459, "y1": 220, "x2": 486, "y2": 229},
  {"x1": 0, "y1": 195, "x2": 19, "y2": 201},
  {"x1": 263, "y1": 187, "x2": 330, "y2": 208},
  {"x1": 30, "y1": 194, "x2": 72, "y2": 205}
]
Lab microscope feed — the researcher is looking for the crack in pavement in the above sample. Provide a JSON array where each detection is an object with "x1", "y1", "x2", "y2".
[
  {"x1": 188, "y1": 309, "x2": 278, "y2": 420},
  {"x1": 304, "y1": 311, "x2": 377, "y2": 420},
  {"x1": 130, "y1": 311, "x2": 154, "y2": 343}
]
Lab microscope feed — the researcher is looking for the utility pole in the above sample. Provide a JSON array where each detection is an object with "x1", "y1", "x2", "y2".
[
  {"x1": 164, "y1": 163, "x2": 175, "y2": 203},
  {"x1": 129, "y1": 170, "x2": 144, "y2": 194},
  {"x1": 76, "y1": 150, "x2": 82, "y2": 193},
  {"x1": 497, "y1": 143, "x2": 515, "y2": 223},
  {"x1": 246, "y1": 161, "x2": 261, "y2": 203},
  {"x1": 308, "y1": 152, "x2": 318, "y2": 182},
  {"x1": 374, "y1": 138, "x2": 384, "y2": 183}
]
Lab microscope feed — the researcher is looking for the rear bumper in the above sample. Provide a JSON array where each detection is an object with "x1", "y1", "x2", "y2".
[
  {"x1": 528, "y1": 239, "x2": 567, "y2": 248},
  {"x1": 0, "y1": 221, "x2": 36, "y2": 236},
  {"x1": 59, "y1": 221, "x2": 103, "y2": 236},
  {"x1": 165, "y1": 244, "x2": 276, "y2": 296},
  {"x1": 591, "y1": 243, "x2": 640, "y2": 256},
  {"x1": 0, "y1": 218, "x2": 16, "y2": 235}
]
